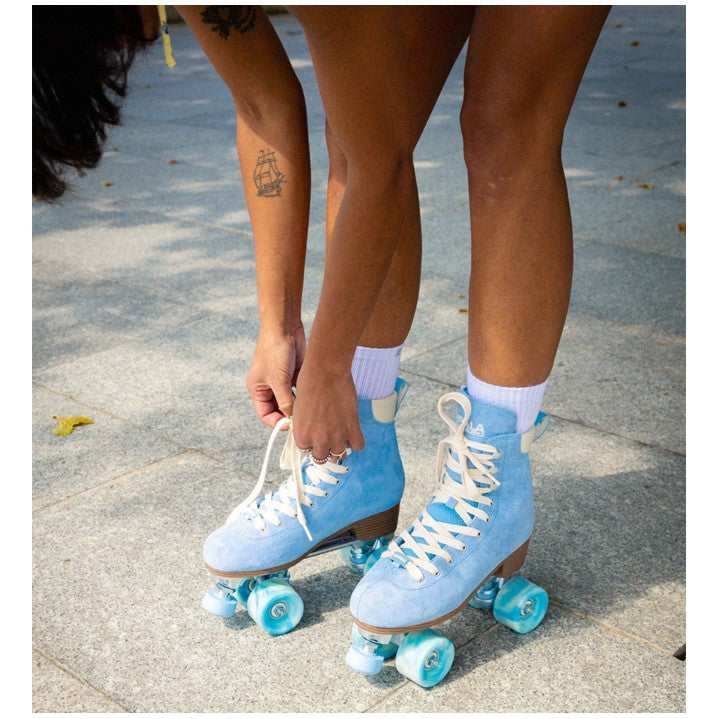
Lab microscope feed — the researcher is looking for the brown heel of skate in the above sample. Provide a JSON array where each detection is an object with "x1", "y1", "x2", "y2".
[
  {"x1": 350, "y1": 504, "x2": 400, "y2": 542},
  {"x1": 494, "y1": 539, "x2": 530, "y2": 579}
]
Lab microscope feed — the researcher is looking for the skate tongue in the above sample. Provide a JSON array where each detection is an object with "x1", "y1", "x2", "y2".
[{"x1": 455, "y1": 387, "x2": 517, "y2": 440}]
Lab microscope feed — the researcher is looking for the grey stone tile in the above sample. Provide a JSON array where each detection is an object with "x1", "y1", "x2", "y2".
[
  {"x1": 370, "y1": 609, "x2": 684, "y2": 713},
  {"x1": 567, "y1": 174, "x2": 686, "y2": 256},
  {"x1": 52, "y1": 151, "x2": 247, "y2": 228},
  {"x1": 33, "y1": 315, "x2": 263, "y2": 456},
  {"x1": 33, "y1": 384, "x2": 184, "y2": 511},
  {"x1": 33, "y1": 207, "x2": 260, "y2": 319},
  {"x1": 529, "y1": 418, "x2": 685, "y2": 652},
  {"x1": 548, "y1": 312, "x2": 685, "y2": 454},
  {"x1": 33, "y1": 651, "x2": 126, "y2": 713},
  {"x1": 570, "y1": 242, "x2": 685, "y2": 335},
  {"x1": 32, "y1": 260, "x2": 208, "y2": 371}
]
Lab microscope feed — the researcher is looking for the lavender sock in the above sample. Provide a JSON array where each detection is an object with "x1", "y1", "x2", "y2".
[
  {"x1": 351, "y1": 345, "x2": 403, "y2": 399},
  {"x1": 466, "y1": 368, "x2": 547, "y2": 434}
]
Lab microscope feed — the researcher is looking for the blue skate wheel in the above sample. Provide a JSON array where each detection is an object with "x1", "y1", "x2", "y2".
[
  {"x1": 351, "y1": 623, "x2": 398, "y2": 659},
  {"x1": 246, "y1": 578, "x2": 304, "y2": 636},
  {"x1": 395, "y1": 629, "x2": 455, "y2": 688},
  {"x1": 493, "y1": 576, "x2": 548, "y2": 634},
  {"x1": 202, "y1": 588, "x2": 237, "y2": 618},
  {"x1": 235, "y1": 578, "x2": 256, "y2": 608},
  {"x1": 345, "y1": 643, "x2": 385, "y2": 675}
]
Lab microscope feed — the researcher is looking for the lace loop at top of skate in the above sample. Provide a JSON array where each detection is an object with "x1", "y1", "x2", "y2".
[
  {"x1": 387, "y1": 391, "x2": 501, "y2": 582},
  {"x1": 226, "y1": 417, "x2": 349, "y2": 542}
]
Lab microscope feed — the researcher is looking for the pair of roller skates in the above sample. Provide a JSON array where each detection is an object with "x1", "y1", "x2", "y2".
[{"x1": 202, "y1": 379, "x2": 549, "y2": 688}]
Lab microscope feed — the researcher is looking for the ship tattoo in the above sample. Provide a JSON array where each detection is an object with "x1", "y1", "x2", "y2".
[{"x1": 253, "y1": 149, "x2": 286, "y2": 198}]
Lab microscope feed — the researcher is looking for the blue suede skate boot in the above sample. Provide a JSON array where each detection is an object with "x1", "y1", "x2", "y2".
[
  {"x1": 345, "y1": 387, "x2": 549, "y2": 687},
  {"x1": 201, "y1": 379, "x2": 408, "y2": 636}
]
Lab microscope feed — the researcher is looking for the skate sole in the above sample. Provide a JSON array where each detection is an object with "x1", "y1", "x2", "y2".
[
  {"x1": 206, "y1": 503, "x2": 400, "y2": 579},
  {"x1": 354, "y1": 538, "x2": 531, "y2": 635}
]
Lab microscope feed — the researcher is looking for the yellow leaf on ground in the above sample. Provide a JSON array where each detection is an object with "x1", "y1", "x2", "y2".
[
  {"x1": 100, "y1": 181, "x2": 113, "y2": 187},
  {"x1": 52, "y1": 415, "x2": 94, "y2": 437},
  {"x1": 678, "y1": 222, "x2": 686, "y2": 232},
  {"x1": 636, "y1": 182, "x2": 655, "y2": 189}
]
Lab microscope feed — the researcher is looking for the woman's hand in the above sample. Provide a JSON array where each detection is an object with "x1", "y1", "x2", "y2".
[
  {"x1": 291, "y1": 361, "x2": 365, "y2": 461},
  {"x1": 247, "y1": 323, "x2": 306, "y2": 428}
]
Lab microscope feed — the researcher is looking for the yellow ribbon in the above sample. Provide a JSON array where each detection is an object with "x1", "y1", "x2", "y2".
[{"x1": 157, "y1": 5, "x2": 176, "y2": 68}]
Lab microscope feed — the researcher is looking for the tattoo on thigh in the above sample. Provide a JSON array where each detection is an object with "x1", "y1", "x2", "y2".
[
  {"x1": 253, "y1": 149, "x2": 286, "y2": 198},
  {"x1": 201, "y1": 6, "x2": 256, "y2": 39}
]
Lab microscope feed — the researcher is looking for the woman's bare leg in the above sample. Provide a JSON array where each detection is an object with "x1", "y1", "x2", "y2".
[
  {"x1": 462, "y1": 6, "x2": 610, "y2": 390},
  {"x1": 323, "y1": 7, "x2": 473, "y2": 349}
]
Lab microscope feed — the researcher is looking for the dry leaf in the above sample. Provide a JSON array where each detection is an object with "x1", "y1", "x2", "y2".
[
  {"x1": 167, "y1": 158, "x2": 177, "y2": 165},
  {"x1": 631, "y1": 40, "x2": 640, "y2": 46},
  {"x1": 636, "y1": 182, "x2": 655, "y2": 189},
  {"x1": 458, "y1": 307, "x2": 468, "y2": 313},
  {"x1": 100, "y1": 181, "x2": 113, "y2": 187},
  {"x1": 678, "y1": 222, "x2": 686, "y2": 232},
  {"x1": 52, "y1": 415, "x2": 94, "y2": 437},
  {"x1": 618, "y1": 99, "x2": 627, "y2": 107},
  {"x1": 615, "y1": 175, "x2": 624, "y2": 181}
]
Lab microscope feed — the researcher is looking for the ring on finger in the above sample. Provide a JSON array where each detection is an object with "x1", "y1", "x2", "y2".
[
  {"x1": 328, "y1": 449, "x2": 346, "y2": 461},
  {"x1": 311, "y1": 451, "x2": 330, "y2": 465}
]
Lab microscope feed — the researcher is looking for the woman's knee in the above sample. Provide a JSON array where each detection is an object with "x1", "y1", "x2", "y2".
[{"x1": 459, "y1": 88, "x2": 564, "y2": 185}]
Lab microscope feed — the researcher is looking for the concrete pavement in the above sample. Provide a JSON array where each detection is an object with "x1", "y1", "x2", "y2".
[{"x1": 32, "y1": 6, "x2": 685, "y2": 712}]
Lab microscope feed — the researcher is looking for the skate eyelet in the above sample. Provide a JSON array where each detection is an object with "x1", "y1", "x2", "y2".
[
  {"x1": 307, "y1": 501, "x2": 314, "y2": 508},
  {"x1": 459, "y1": 544, "x2": 466, "y2": 551}
]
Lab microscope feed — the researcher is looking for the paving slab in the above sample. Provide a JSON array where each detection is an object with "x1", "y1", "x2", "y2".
[
  {"x1": 33, "y1": 383, "x2": 184, "y2": 511},
  {"x1": 32, "y1": 651, "x2": 124, "y2": 713},
  {"x1": 33, "y1": 314, "x2": 264, "y2": 457},
  {"x1": 370, "y1": 608, "x2": 685, "y2": 713},
  {"x1": 32, "y1": 259, "x2": 209, "y2": 371}
]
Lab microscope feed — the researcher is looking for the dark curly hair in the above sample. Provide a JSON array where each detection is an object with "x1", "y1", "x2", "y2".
[{"x1": 32, "y1": 6, "x2": 156, "y2": 201}]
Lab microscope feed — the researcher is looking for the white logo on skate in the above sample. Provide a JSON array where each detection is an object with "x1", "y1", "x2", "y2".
[{"x1": 466, "y1": 420, "x2": 485, "y2": 437}]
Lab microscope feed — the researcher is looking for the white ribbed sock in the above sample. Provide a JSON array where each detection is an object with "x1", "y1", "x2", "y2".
[
  {"x1": 351, "y1": 345, "x2": 403, "y2": 399},
  {"x1": 466, "y1": 367, "x2": 547, "y2": 434}
]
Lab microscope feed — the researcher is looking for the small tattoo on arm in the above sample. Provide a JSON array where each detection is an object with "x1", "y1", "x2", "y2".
[
  {"x1": 201, "y1": 6, "x2": 256, "y2": 40},
  {"x1": 253, "y1": 149, "x2": 286, "y2": 198}
]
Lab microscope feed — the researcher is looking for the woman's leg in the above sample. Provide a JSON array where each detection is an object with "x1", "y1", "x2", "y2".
[
  {"x1": 346, "y1": 8, "x2": 610, "y2": 671},
  {"x1": 323, "y1": 7, "x2": 473, "y2": 351},
  {"x1": 462, "y1": 6, "x2": 610, "y2": 410}
]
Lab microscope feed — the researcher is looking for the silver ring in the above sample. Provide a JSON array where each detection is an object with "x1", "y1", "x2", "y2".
[
  {"x1": 328, "y1": 450, "x2": 345, "y2": 461},
  {"x1": 311, "y1": 451, "x2": 330, "y2": 465}
]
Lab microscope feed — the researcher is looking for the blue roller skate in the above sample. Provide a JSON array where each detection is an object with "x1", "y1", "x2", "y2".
[
  {"x1": 202, "y1": 379, "x2": 408, "y2": 636},
  {"x1": 346, "y1": 388, "x2": 549, "y2": 687}
]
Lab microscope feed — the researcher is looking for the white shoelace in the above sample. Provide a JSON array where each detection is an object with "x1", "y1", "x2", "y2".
[
  {"x1": 226, "y1": 417, "x2": 350, "y2": 542},
  {"x1": 386, "y1": 392, "x2": 502, "y2": 582}
]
